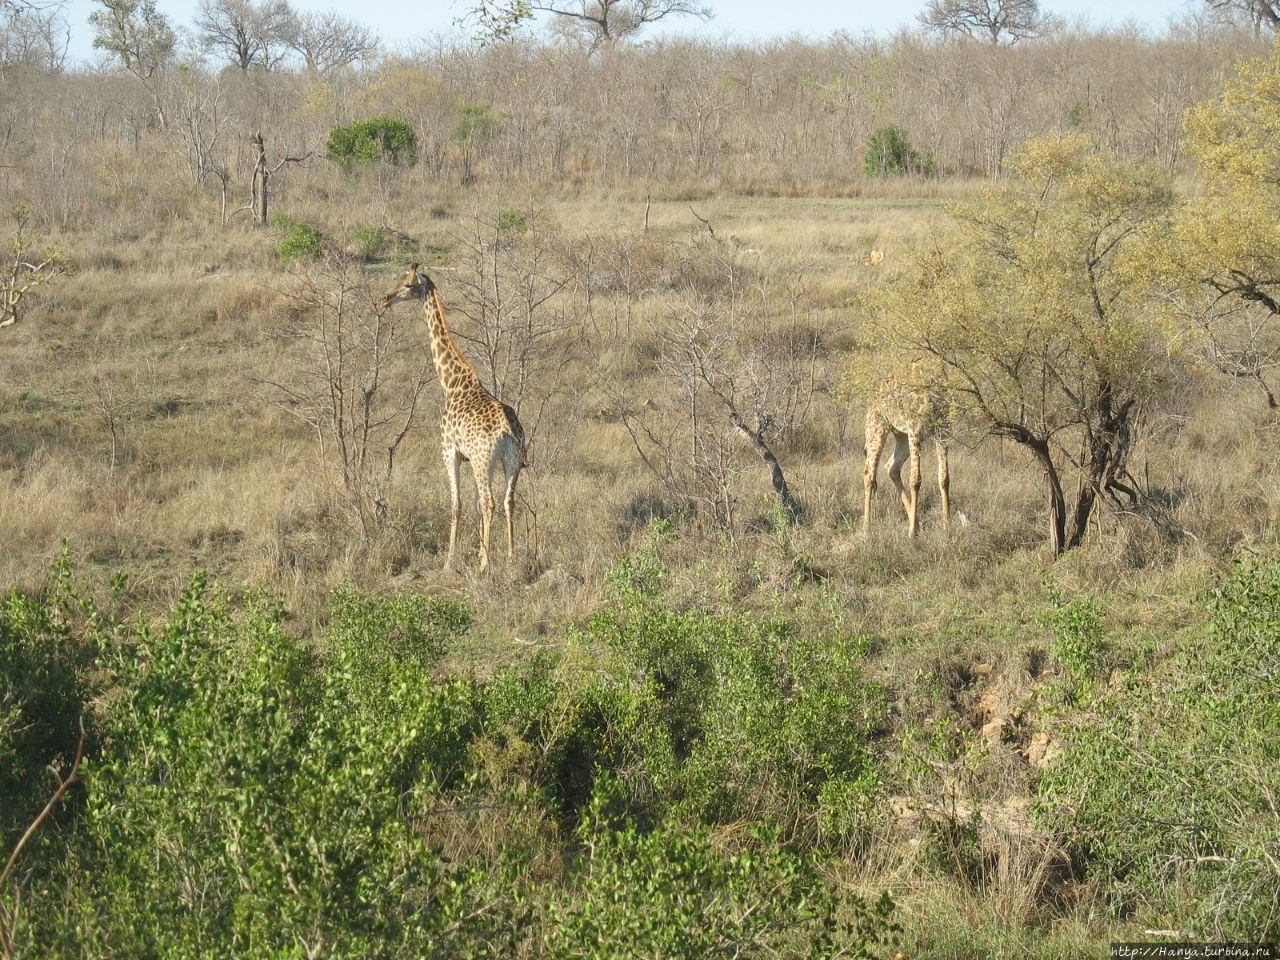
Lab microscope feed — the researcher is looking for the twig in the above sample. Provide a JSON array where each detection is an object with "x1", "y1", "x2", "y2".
[{"x1": 0, "y1": 721, "x2": 87, "y2": 958}]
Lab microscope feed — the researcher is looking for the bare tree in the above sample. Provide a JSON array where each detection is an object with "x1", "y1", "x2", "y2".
[
  {"x1": 243, "y1": 130, "x2": 311, "y2": 227},
  {"x1": 465, "y1": 0, "x2": 712, "y2": 51},
  {"x1": 656, "y1": 299, "x2": 806, "y2": 523},
  {"x1": 919, "y1": 0, "x2": 1044, "y2": 43},
  {"x1": 0, "y1": 2, "x2": 69, "y2": 70},
  {"x1": 1204, "y1": 0, "x2": 1280, "y2": 33},
  {"x1": 288, "y1": 10, "x2": 379, "y2": 75},
  {"x1": 258, "y1": 255, "x2": 435, "y2": 541},
  {"x1": 447, "y1": 211, "x2": 575, "y2": 411},
  {"x1": 166, "y1": 73, "x2": 236, "y2": 189},
  {"x1": 1176, "y1": 295, "x2": 1280, "y2": 409},
  {"x1": 195, "y1": 0, "x2": 297, "y2": 72},
  {"x1": 609, "y1": 238, "x2": 819, "y2": 535}
]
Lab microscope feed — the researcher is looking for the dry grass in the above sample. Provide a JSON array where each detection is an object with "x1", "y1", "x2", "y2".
[
  {"x1": 5, "y1": 179, "x2": 1273, "y2": 618},
  {"x1": 7, "y1": 184, "x2": 1273, "y2": 609}
]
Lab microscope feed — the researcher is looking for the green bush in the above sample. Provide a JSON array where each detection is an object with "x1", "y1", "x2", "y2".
[
  {"x1": 496, "y1": 206, "x2": 528, "y2": 235},
  {"x1": 269, "y1": 213, "x2": 323, "y2": 262},
  {"x1": 16, "y1": 577, "x2": 510, "y2": 958},
  {"x1": 326, "y1": 117, "x2": 417, "y2": 174},
  {"x1": 589, "y1": 597, "x2": 887, "y2": 833},
  {"x1": 584, "y1": 536, "x2": 889, "y2": 837},
  {"x1": 454, "y1": 103, "x2": 496, "y2": 145},
  {"x1": 350, "y1": 225, "x2": 385, "y2": 260},
  {"x1": 0, "y1": 556, "x2": 94, "y2": 843},
  {"x1": 4, "y1": 560, "x2": 900, "y2": 957},
  {"x1": 1037, "y1": 557, "x2": 1280, "y2": 938},
  {"x1": 1042, "y1": 585, "x2": 1107, "y2": 696},
  {"x1": 864, "y1": 124, "x2": 934, "y2": 177},
  {"x1": 544, "y1": 780, "x2": 897, "y2": 959}
]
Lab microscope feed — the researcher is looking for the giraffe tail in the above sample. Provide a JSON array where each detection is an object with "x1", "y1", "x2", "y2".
[{"x1": 501, "y1": 402, "x2": 529, "y2": 468}]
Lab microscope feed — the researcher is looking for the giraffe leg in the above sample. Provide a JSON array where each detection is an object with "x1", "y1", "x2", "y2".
[
  {"x1": 503, "y1": 449, "x2": 520, "y2": 562},
  {"x1": 444, "y1": 448, "x2": 463, "y2": 570},
  {"x1": 907, "y1": 432, "x2": 923, "y2": 538},
  {"x1": 474, "y1": 460, "x2": 496, "y2": 573},
  {"x1": 887, "y1": 431, "x2": 912, "y2": 528},
  {"x1": 863, "y1": 422, "x2": 889, "y2": 537},
  {"x1": 938, "y1": 442, "x2": 951, "y2": 531}
]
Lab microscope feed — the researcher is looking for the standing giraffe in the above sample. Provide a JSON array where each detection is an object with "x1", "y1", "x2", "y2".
[
  {"x1": 380, "y1": 264, "x2": 525, "y2": 571},
  {"x1": 862, "y1": 362, "x2": 951, "y2": 538}
]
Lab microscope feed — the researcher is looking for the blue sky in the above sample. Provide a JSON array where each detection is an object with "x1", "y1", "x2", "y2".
[{"x1": 61, "y1": 0, "x2": 1198, "y2": 65}]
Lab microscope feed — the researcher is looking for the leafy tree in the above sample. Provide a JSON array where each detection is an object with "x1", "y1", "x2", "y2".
[
  {"x1": 858, "y1": 134, "x2": 1178, "y2": 556},
  {"x1": 918, "y1": 0, "x2": 1045, "y2": 43},
  {"x1": 1142, "y1": 43, "x2": 1280, "y2": 409},
  {"x1": 88, "y1": 0, "x2": 175, "y2": 80},
  {"x1": 3, "y1": 206, "x2": 75, "y2": 331},
  {"x1": 464, "y1": 0, "x2": 712, "y2": 51}
]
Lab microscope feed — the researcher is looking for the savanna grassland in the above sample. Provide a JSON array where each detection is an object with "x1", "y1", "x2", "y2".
[{"x1": 4, "y1": 17, "x2": 1280, "y2": 959}]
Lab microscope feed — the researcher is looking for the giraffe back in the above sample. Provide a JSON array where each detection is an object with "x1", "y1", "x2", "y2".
[{"x1": 870, "y1": 360, "x2": 950, "y2": 438}]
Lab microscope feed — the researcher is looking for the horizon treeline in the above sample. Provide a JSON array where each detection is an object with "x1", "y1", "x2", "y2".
[{"x1": 0, "y1": 23, "x2": 1272, "y2": 233}]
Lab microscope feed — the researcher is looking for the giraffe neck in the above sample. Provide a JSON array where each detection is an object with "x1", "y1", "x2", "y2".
[{"x1": 423, "y1": 287, "x2": 480, "y2": 396}]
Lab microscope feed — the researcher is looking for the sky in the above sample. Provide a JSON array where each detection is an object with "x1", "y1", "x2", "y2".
[{"x1": 58, "y1": 0, "x2": 1199, "y2": 66}]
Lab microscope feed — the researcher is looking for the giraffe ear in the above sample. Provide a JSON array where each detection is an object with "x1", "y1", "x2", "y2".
[{"x1": 408, "y1": 262, "x2": 419, "y2": 274}]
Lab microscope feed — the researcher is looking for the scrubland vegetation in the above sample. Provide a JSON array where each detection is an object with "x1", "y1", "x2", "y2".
[{"x1": 5, "y1": 13, "x2": 1280, "y2": 958}]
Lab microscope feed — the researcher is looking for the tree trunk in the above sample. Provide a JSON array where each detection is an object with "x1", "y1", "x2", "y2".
[
  {"x1": 251, "y1": 131, "x2": 268, "y2": 227},
  {"x1": 1002, "y1": 425, "x2": 1067, "y2": 556},
  {"x1": 731, "y1": 418, "x2": 802, "y2": 523},
  {"x1": 1067, "y1": 386, "x2": 1135, "y2": 549},
  {"x1": 1033, "y1": 439, "x2": 1067, "y2": 557}
]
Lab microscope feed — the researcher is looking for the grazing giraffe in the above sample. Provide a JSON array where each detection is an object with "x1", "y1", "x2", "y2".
[
  {"x1": 862, "y1": 362, "x2": 951, "y2": 538},
  {"x1": 379, "y1": 264, "x2": 525, "y2": 571}
]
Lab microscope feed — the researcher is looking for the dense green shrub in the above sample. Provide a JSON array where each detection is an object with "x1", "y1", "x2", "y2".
[
  {"x1": 269, "y1": 213, "x2": 323, "y2": 262},
  {"x1": 496, "y1": 206, "x2": 528, "y2": 235},
  {"x1": 324, "y1": 584, "x2": 470, "y2": 678},
  {"x1": 483, "y1": 532, "x2": 887, "y2": 841},
  {"x1": 1042, "y1": 585, "x2": 1108, "y2": 697},
  {"x1": 863, "y1": 124, "x2": 935, "y2": 177},
  {"x1": 0, "y1": 557, "x2": 94, "y2": 843},
  {"x1": 556, "y1": 531, "x2": 889, "y2": 839},
  {"x1": 589, "y1": 596, "x2": 887, "y2": 834},
  {"x1": 544, "y1": 780, "x2": 896, "y2": 959},
  {"x1": 350, "y1": 225, "x2": 384, "y2": 259},
  {"x1": 16, "y1": 577, "x2": 510, "y2": 958},
  {"x1": 1038, "y1": 557, "x2": 1280, "y2": 938},
  {"x1": 482, "y1": 639, "x2": 680, "y2": 837},
  {"x1": 5, "y1": 557, "x2": 900, "y2": 958},
  {"x1": 326, "y1": 117, "x2": 417, "y2": 173},
  {"x1": 454, "y1": 103, "x2": 496, "y2": 146}
]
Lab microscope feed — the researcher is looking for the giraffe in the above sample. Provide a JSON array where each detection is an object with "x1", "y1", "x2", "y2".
[
  {"x1": 379, "y1": 264, "x2": 525, "y2": 571},
  {"x1": 862, "y1": 362, "x2": 951, "y2": 538}
]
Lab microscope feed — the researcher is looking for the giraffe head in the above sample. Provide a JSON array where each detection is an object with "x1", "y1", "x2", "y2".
[{"x1": 379, "y1": 263, "x2": 435, "y2": 310}]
